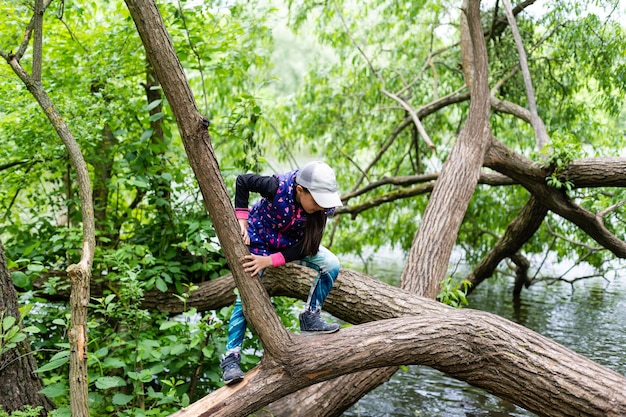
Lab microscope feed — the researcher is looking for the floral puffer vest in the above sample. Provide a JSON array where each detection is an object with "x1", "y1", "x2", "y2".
[{"x1": 247, "y1": 170, "x2": 306, "y2": 256}]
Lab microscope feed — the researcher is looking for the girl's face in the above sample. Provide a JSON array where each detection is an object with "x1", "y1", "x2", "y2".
[{"x1": 295, "y1": 185, "x2": 324, "y2": 214}]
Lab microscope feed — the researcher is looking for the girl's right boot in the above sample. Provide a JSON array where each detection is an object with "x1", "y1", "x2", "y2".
[{"x1": 221, "y1": 351, "x2": 244, "y2": 385}]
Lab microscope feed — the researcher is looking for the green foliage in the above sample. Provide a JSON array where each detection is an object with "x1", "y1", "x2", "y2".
[
  {"x1": 436, "y1": 278, "x2": 472, "y2": 308},
  {"x1": 0, "y1": 307, "x2": 40, "y2": 358},
  {"x1": 541, "y1": 134, "x2": 581, "y2": 192},
  {"x1": 1, "y1": 1, "x2": 277, "y2": 415},
  {"x1": 0, "y1": 406, "x2": 44, "y2": 417}
]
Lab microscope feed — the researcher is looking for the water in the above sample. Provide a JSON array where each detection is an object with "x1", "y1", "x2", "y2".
[{"x1": 342, "y1": 257, "x2": 626, "y2": 417}]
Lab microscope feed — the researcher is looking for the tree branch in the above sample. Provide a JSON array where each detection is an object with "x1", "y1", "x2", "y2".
[
  {"x1": 170, "y1": 266, "x2": 626, "y2": 417},
  {"x1": 501, "y1": 0, "x2": 549, "y2": 150},
  {"x1": 466, "y1": 195, "x2": 547, "y2": 293},
  {"x1": 485, "y1": 138, "x2": 626, "y2": 257}
]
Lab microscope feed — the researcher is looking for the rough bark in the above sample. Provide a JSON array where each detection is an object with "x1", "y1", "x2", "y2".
[
  {"x1": 0, "y1": 240, "x2": 55, "y2": 415},
  {"x1": 485, "y1": 138, "x2": 626, "y2": 257},
  {"x1": 124, "y1": 0, "x2": 291, "y2": 359},
  {"x1": 25, "y1": 264, "x2": 626, "y2": 416},
  {"x1": 122, "y1": 1, "x2": 626, "y2": 416},
  {"x1": 401, "y1": 0, "x2": 492, "y2": 298},
  {"x1": 170, "y1": 266, "x2": 626, "y2": 417},
  {"x1": 92, "y1": 123, "x2": 116, "y2": 237}
]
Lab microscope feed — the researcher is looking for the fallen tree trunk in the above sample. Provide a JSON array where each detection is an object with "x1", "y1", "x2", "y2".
[{"x1": 170, "y1": 266, "x2": 626, "y2": 417}]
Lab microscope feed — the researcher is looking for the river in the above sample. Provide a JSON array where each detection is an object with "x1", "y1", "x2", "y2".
[{"x1": 341, "y1": 255, "x2": 626, "y2": 416}]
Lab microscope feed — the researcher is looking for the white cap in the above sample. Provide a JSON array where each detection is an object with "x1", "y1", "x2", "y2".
[{"x1": 296, "y1": 161, "x2": 343, "y2": 208}]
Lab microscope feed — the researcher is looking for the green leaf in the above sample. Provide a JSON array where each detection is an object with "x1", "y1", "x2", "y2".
[
  {"x1": 27, "y1": 263, "x2": 45, "y2": 272},
  {"x1": 8, "y1": 332, "x2": 26, "y2": 344},
  {"x1": 95, "y1": 376, "x2": 127, "y2": 390},
  {"x1": 149, "y1": 112, "x2": 164, "y2": 122},
  {"x1": 2, "y1": 315, "x2": 16, "y2": 331},
  {"x1": 140, "y1": 129, "x2": 153, "y2": 141},
  {"x1": 143, "y1": 99, "x2": 162, "y2": 111},
  {"x1": 22, "y1": 325, "x2": 40, "y2": 334},
  {"x1": 128, "y1": 370, "x2": 153, "y2": 383},
  {"x1": 170, "y1": 344, "x2": 186, "y2": 356},
  {"x1": 155, "y1": 277, "x2": 168, "y2": 292},
  {"x1": 11, "y1": 271, "x2": 29, "y2": 288},
  {"x1": 93, "y1": 347, "x2": 109, "y2": 358},
  {"x1": 102, "y1": 357, "x2": 126, "y2": 369},
  {"x1": 37, "y1": 356, "x2": 69, "y2": 373},
  {"x1": 112, "y1": 393, "x2": 134, "y2": 405},
  {"x1": 23, "y1": 241, "x2": 40, "y2": 256},
  {"x1": 159, "y1": 320, "x2": 179, "y2": 330},
  {"x1": 39, "y1": 383, "x2": 67, "y2": 399},
  {"x1": 52, "y1": 318, "x2": 66, "y2": 326}
]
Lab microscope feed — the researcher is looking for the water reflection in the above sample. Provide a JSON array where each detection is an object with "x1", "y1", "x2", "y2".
[{"x1": 342, "y1": 256, "x2": 626, "y2": 417}]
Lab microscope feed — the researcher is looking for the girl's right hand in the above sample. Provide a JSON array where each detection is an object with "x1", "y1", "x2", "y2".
[
  {"x1": 241, "y1": 254, "x2": 272, "y2": 276},
  {"x1": 238, "y1": 218, "x2": 250, "y2": 245}
]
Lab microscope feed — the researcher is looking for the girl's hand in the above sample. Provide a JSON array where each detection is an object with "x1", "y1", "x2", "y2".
[
  {"x1": 238, "y1": 218, "x2": 250, "y2": 245},
  {"x1": 241, "y1": 254, "x2": 272, "y2": 276}
]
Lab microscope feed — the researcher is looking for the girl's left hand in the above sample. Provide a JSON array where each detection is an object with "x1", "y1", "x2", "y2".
[{"x1": 241, "y1": 254, "x2": 272, "y2": 276}]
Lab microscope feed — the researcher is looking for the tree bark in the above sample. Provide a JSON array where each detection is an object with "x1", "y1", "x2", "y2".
[
  {"x1": 170, "y1": 266, "x2": 626, "y2": 417},
  {"x1": 0, "y1": 240, "x2": 55, "y2": 415},
  {"x1": 401, "y1": 0, "x2": 492, "y2": 298},
  {"x1": 485, "y1": 138, "x2": 626, "y2": 257},
  {"x1": 124, "y1": 0, "x2": 291, "y2": 360},
  {"x1": 466, "y1": 195, "x2": 548, "y2": 292}
]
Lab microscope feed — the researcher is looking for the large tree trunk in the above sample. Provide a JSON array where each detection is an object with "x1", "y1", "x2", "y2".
[
  {"x1": 401, "y1": 0, "x2": 492, "y2": 298},
  {"x1": 0, "y1": 240, "x2": 55, "y2": 415},
  {"x1": 168, "y1": 265, "x2": 626, "y2": 417}
]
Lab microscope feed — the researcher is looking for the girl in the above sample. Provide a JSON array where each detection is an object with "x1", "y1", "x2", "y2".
[{"x1": 220, "y1": 161, "x2": 343, "y2": 385}]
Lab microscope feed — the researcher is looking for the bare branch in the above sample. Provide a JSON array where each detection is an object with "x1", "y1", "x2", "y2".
[
  {"x1": 32, "y1": 0, "x2": 44, "y2": 82},
  {"x1": 502, "y1": 0, "x2": 549, "y2": 150},
  {"x1": 598, "y1": 200, "x2": 626, "y2": 218},
  {"x1": 333, "y1": 2, "x2": 435, "y2": 151}
]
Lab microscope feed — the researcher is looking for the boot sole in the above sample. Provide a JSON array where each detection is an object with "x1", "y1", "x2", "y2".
[
  {"x1": 224, "y1": 374, "x2": 244, "y2": 385},
  {"x1": 300, "y1": 327, "x2": 340, "y2": 336}
]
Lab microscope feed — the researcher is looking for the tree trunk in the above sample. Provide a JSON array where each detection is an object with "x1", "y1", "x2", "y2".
[
  {"x1": 400, "y1": 0, "x2": 492, "y2": 298},
  {"x1": 0, "y1": 240, "x2": 55, "y2": 415},
  {"x1": 7, "y1": 54, "x2": 96, "y2": 417},
  {"x1": 170, "y1": 266, "x2": 626, "y2": 417}
]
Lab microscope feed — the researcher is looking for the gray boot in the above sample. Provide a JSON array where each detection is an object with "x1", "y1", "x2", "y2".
[
  {"x1": 220, "y1": 352, "x2": 244, "y2": 385},
  {"x1": 299, "y1": 309, "x2": 340, "y2": 336}
]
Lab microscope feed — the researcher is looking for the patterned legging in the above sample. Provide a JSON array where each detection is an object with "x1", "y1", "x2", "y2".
[{"x1": 225, "y1": 246, "x2": 340, "y2": 353}]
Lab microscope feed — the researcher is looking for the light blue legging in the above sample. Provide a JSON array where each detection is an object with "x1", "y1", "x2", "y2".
[{"x1": 225, "y1": 246, "x2": 340, "y2": 353}]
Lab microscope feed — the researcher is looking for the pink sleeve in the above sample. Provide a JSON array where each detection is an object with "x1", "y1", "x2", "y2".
[
  {"x1": 235, "y1": 208, "x2": 249, "y2": 220},
  {"x1": 270, "y1": 252, "x2": 286, "y2": 267}
]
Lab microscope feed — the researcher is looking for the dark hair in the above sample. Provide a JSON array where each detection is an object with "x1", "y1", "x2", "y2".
[{"x1": 298, "y1": 186, "x2": 328, "y2": 257}]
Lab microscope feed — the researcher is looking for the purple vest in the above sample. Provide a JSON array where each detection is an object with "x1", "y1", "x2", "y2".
[{"x1": 247, "y1": 170, "x2": 306, "y2": 256}]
